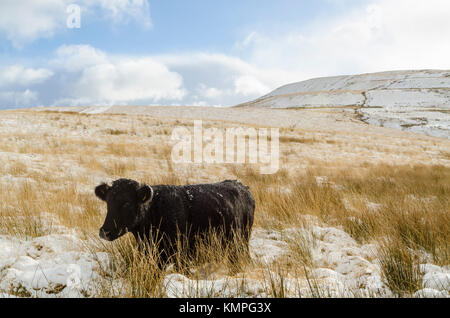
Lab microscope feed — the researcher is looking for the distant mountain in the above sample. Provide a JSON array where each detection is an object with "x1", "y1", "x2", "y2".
[{"x1": 241, "y1": 70, "x2": 450, "y2": 138}]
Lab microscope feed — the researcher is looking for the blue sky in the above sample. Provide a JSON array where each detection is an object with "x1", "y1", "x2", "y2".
[
  {"x1": 1, "y1": 0, "x2": 450, "y2": 109},
  {"x1": 1, "y1": 1, "x2": 362, "y2": 56}
]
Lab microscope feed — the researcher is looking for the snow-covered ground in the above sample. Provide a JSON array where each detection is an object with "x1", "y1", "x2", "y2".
[
  {"x1": 80, "y1": 106, "x2": 112, "y2": 114},
  {"x1": 0, "y1": 232, "x2": 109, "y2": 298},
  {"x1": 242, "y1": 70, "x2": 450, "y2": 138},
  {"x1": 165, "y1": 220, "x2": 450, "y2": 298},
  {"x1": 359, "y1": 107, "x2": 449, "y2": 139},
  {"x1": 2, "y1": 216, "x2": 446, "y2": 298}
]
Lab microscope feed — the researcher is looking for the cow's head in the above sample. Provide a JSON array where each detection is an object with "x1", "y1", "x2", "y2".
[{"x1": 95, "y1": 179, "x2": 154, "y2": 241}]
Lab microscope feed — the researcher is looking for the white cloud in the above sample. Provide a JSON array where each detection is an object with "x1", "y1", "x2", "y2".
[
  {"x1": 96, "y1": 0, "x2": 152, "y2": 28},
  {"x1": 53, "y1": 44, "x2": 108, "y2": 72},
  {"x1": 241, "y1": 0, "x2": 450, "y2": 80},
  {"x1": 197, "y1": 84, "x2": 224, "y2": 99},
  {"x1": 234, "y1": 75, "x2": 270, "y2": 97},
  {"x1": 72, "y1": 59, "x2": 185, "y2": 105},
  {"x1": 157, "y1": 53, "x2": 291, "y2": 105},
  {"x1": 0, "y1": 0, "x2": 152, "y2": 47},
  {"x1": 0, "y1": 65, "x2": 54, "y2": 87},
  {"x1": 51, "y1": 45, "x2": 185, "y2": 106},
  {"x1": 0, "y1": 0, "x2": 66, "y2": 47},
  {"x1": 0, "y1": 45, "x2": 186, "y2": 107},
  {"x1": 0, "y1": 64, "x2": 52, "y2": 108}
]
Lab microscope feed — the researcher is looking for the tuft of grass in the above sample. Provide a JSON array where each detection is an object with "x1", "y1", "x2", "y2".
[
  {"x1": 378, "y1": 239, "x2": 423, "y2": 297},
  {"x1": 8, "y1": 161, "x2": 28, "y2": 176},
  {"x1": 279, "y1": 136, "x2": 319, "y2": 144},
  {"x1": 105, "y1": 128, "x2": 128, "y2": 135},
  {"x1": 263, "y1": 265, "x2": 289, "y2": 298},
  {"x1": 0, "y1": 182, "x2": 50, "y2": 239},
  {"x1": 287, "y1": 228, "x2": 317, "y2": 268},
  {"x1": 104, "y1": 161, "x2": 137, "y2": 176},
  {"x1": 89, "y1": 234, "x2": 166, "y2": 298}
]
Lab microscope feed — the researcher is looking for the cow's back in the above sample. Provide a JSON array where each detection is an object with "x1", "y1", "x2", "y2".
[
  {"x1": 146, "y1": 180, "x2": 254, "y2": 239},
  {"x1": 184, "y1": 180, "x2": 255, "y2": 236}
]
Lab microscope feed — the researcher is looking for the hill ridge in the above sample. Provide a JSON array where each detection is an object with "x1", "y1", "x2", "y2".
[{"x1": 240, "y1": 69, "x2": 450, "y2": 138}]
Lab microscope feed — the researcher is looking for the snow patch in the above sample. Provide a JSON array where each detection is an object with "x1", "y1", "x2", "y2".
[
  {"x1": 250, "y1": 228, "x2": 289, "y2": 264},
  {"x1": 0, "y1": 234, "x2": 109, "y2": 298},
  {"x1": 80, "y1": 106, "x2": 112, "y2": 114}
]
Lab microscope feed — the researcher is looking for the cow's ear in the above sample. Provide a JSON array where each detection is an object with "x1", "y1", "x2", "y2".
[
  {"x1": 137, "y1": 185, "x2": 154, "y2": 203},
  {"x1": 95, "y1": 183, "x2": 110, "y2": 201}
]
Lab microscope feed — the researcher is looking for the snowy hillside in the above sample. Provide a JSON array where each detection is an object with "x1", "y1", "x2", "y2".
[{"x1": 243, "y1": 70, "x2": 450, "y2": 138}]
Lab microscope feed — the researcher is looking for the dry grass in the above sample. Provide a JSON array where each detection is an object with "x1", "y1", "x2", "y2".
[
  {"x1": 86, "y1": 227, "x2": 253, "y2": 298},
  {"x1": 104, "y1": 128, "x2": 129, "y2": 136},
  {"x1": 233, "y1": 164, "x2": 450, "y2": 266},
  {"x1": 378, "y1": 239, "x2": 423, "y2": 296},
  {"x1": 89, "y1": 235, "x2": 166, "y2": 298},
  {"x1": 287, "y1": 227, "x2": 318, "y2": 268}
]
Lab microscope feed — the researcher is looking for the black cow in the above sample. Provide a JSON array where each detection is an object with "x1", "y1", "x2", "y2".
[{"x1": 95, "y1": 179, "x2": 255, "y2": 267}]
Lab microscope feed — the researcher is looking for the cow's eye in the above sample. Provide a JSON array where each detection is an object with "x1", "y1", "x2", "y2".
[{"x1": 122, "y1": 202, "x2": 131, "y2": 209}]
